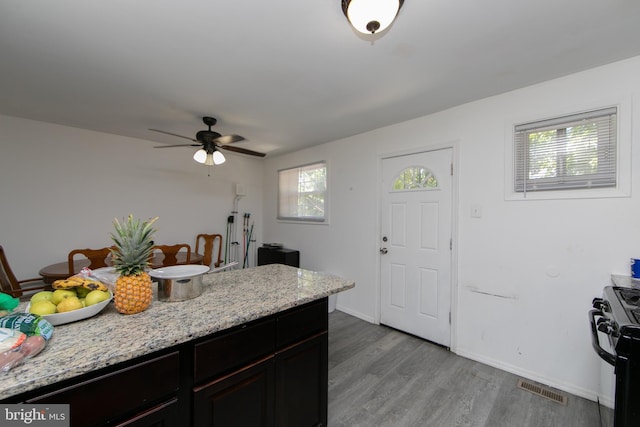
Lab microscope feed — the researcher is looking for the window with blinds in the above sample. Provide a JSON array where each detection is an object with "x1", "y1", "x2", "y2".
[
  {"x1": 278, "y1": 162, "x2": 327, "y2": 222},
  {"x1": 513, "y1": 107, "x2": 617, "y2": 194}
]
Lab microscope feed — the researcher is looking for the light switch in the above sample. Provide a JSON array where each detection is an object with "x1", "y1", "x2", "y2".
[{"x1": 471, "y1": 204, "x2": 482, "y2": 218}]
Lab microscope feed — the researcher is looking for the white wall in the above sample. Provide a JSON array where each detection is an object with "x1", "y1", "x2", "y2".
[
  {"x1": 263, "y1": 55, "x2": 640, "y2": 403},
  {"x1": 0, "y1": 115, "x2": 264, "y2": 279},
  {"x1": 2, "y1": 56, "x2": 638, "y2": 404}
]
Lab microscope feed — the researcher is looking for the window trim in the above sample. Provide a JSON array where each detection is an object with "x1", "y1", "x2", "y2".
[
  {"x1": 504, "y1": 98, "x2": 631, "y2": 201},
  {"x1": 277, "y1": 161, "x2": 328, "y2": 224}
]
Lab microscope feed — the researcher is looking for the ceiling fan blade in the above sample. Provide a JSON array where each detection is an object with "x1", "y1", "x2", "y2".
[
  {"x1": 153, "y1": 143, "x2": 201, "y2": 148},
  {"x1": 220, "y1": 145, "x2": 266, "y2": 157},
  {"x1": 214, "y1": 134, "x2": 245, "y2": 145},
  {"x1": 149, "y1": 128, "x2": 197, "y2": 142}
]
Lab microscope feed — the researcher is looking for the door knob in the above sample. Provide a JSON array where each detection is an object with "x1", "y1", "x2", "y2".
[{"x1": 379, "y1": 248, "x2": 388, "y2": 255}]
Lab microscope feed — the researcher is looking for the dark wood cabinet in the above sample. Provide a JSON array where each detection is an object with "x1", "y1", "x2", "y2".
[
  {"x1": 193, "y1": 333, "x2": 328, "y2": 427},
  {"x1": 194, "y1": 318, "x2": 276, "y2": 383},
  {"x1": 192, "y1": 298, "x2": 328, "y2": 427},
  {"x1": 273, "y1": 296, "x2": 328, "y2": 426},
  {"x1": 25, "y1": 351, "x2": 181, "y2": 427},
  {"x1": 7, "y1": 298, "x2": 328, "y2": 427},
  {"x1": 114, "y1": 398, "x2": 180, "y2": 427},
  {"x1": 275, "y1": 333, "x2": 328, "y2": 427},
  {"x1": 193, "y1": 356, "x2": 276, "y2": 427}
]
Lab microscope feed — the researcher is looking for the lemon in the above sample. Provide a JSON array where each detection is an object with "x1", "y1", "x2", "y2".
[
  {"x1": 56, "y1": 296, "x2": 84, "y2": 313},
  {"x1": 30, "y1": 300, "x2": 57, "y2": 316}
]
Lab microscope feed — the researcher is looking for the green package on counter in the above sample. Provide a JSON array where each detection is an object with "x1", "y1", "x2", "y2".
[
  {"x1": 0, "y1": 293, "x2": 19, "y2": 315},
  {"x1": 0, "y1": 313, "x2": 54, "y2": 341}
]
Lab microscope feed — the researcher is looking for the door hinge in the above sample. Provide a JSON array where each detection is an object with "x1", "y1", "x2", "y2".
[
  {"x1": 451, "y1": 163, "x2": 453, "y2": 176},
  {"x1": 450, "y1": 238, "x2": 452, "y2": 250},
  {"x1": 449, "y1": 312, "x2": 452, "y2": 324}
]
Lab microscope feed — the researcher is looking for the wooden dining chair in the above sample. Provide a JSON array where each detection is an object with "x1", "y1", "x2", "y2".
[
  {"x1": 153, "y1": 244, "x2": 191, "y2": 267},
  {"x1": 68, "y1": 247, "x2": 113, "y2": 275},
  {"x1": 195, "y1": 234, "x2": 223, "y2": 268},
  {"x1": 0, "y1": 245, "x2": 50, "y2": 298}
]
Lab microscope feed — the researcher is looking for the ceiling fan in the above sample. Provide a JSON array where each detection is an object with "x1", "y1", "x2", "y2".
[{"x1": 150, "y1": 116, "x2": 265, "y2": 165}]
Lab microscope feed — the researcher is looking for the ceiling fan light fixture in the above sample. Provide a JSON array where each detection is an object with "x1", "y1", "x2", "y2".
[
  {"x1": 212, "y1": 150, "x2": 226, "y2": 165},
  {"x1": 193, "y1": 148, "x2": 207, "y2": 164},
  {"x1": 194, "y1": 147, "x2": 224, "y2": 166},
  {"x1": 204, "y1": 152, "x2": 215, "y2": 166},
  {"x1": 342, "y1": 0, "x2": 403, "y2": 34},
  {"x1": 153, "y1": 116, "x2": 265, "y2": 164}
]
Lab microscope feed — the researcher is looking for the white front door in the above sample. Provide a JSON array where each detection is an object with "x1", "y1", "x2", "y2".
[{"x1": 380, "y1": 148, "x2": 452, "y2": 347}]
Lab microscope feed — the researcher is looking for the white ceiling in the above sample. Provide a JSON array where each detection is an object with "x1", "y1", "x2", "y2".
[{"x1": 1, "y1": 0, "x2": 640, "y2": 157}]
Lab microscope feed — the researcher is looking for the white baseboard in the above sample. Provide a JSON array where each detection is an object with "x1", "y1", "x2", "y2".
[
  {"x1": 455, "y1": 347, "x2": 614, "y2": 408},
  {"x1": 334, "y1": 305, "x2": 376, "y2": 324},
  {"x1": 329, "y1": 310, "x2": 615, "y2": 409}
]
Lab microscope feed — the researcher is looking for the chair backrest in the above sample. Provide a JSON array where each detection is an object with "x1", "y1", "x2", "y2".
[
  {"x1": 68, "y1": 247, "x2": 112, "y2": 275},
  {"x1": 0, "y1": 245, "x2": 22, "y2": 297},
  {"x1": 0, "y1": 245, "x2": 48, "y2": 298},
  {"x1": 153, "y1": 244, "x2": 191, "y2": 267},
  {"x1": 195, "y1": 234, "x2": 223, "y2": 268}
]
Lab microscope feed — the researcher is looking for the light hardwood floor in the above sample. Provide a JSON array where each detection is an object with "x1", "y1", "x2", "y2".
[{"x1": 328, "y1": 310, "x2": 613, "y2": 427}]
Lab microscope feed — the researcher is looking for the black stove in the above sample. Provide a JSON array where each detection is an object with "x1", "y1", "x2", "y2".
[
  {"x1": 615, "y1": 288, "x2": 640, "y2": 323},
  {"x1": 590, "y1": 286, "x2": 640, "y2": 426}
]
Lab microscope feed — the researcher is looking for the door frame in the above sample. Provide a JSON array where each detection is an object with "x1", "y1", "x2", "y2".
[{"x1": 375, "y1": 142, "x2": 460, "y2": 352}]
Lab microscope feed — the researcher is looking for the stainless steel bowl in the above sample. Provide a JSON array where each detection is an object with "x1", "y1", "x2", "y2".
[{"x1": 149, "y1": 265, "x2": 210, "y2": 302}]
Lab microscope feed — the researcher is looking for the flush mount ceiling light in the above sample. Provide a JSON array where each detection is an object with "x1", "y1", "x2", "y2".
[{"x1": 342, "y1": 0, "x2": 404, "y2": 34}]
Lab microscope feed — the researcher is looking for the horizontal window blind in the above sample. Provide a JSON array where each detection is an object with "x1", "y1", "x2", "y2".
[
  {"x1": 514, "y1": 107, "x2": 617, "y2": 194},
  {"x1": 278, "y1": 162, "x2": 327, "y2": 222}
]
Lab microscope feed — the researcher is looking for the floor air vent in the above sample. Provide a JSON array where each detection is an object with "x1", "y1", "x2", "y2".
[{"x1": 517, "y1": 379, "x2": 568, "y2": 405}]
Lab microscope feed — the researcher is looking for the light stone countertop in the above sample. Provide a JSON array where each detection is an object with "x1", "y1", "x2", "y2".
[{"x1": 0, "y1": 264, "x2": 355, "y2": 400}]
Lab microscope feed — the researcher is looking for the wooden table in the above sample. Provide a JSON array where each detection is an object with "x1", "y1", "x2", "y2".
[{"x1": 39, "y1": 253, "x2": 203, "y2": 284}]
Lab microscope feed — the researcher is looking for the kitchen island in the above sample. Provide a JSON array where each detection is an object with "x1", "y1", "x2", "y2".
[{"x1": 1, "y1": 264, "x2": 355, "y2": 426}]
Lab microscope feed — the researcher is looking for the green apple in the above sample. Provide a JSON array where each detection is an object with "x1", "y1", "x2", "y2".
[
  {"x1": 29, "y1": 300, "x2": 57, "y2": 316},
  {"x1": 51, "y1": 289, "x2": 77, "y2": 305},
  {"x1": 85, "y1": 290, "x2": 110, "y2": 307},
  {"x1": 30, "y1": 290, "x2": 54, "y2": 305}
]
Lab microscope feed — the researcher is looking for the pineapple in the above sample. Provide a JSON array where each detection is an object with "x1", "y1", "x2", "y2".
[{"x1": 110, "y1": 215, "x2": 158, "y2": 314}]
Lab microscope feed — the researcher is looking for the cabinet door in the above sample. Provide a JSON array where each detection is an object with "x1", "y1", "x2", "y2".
[
  {"x1": 193, "y1": 357, "x2": 275, "y2": 427},
  {"x1": 275, "y1": 333, "x2": 328, "y2": 427},
  {"x1": 114, "y1": 398, "x2": 179, "y2": 427}
]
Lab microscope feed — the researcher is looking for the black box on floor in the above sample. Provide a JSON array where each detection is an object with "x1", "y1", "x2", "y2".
[{"x1": 257, "y1": 246, "x2": 300, "y2": 267}]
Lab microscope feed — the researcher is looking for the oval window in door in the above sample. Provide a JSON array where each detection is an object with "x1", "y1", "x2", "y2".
[{"x1": 392, "y1": 166, "x2": 438, "y2": 191}]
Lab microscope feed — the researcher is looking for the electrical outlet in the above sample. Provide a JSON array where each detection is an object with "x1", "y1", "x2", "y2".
[{"x1": 236, "y1": 183, "x2": 246, "y2": 196}]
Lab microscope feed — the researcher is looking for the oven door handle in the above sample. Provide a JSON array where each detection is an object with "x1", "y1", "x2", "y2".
[{"x1": 589, "y1": 309, "x2": 616, "y2": 366}]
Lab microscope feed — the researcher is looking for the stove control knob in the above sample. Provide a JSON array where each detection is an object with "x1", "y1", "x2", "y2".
[
  {"x1": 597, "y1": 321, "x2": 611, "y2": 334},
  {"x1": 592, "y1": 298, "x2": 610, "y2": 312},
  {"x1": 597, "y1": 319, "x2": 619, "y2": 337}
]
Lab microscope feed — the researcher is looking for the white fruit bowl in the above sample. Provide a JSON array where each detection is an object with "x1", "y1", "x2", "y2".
[{"x1": 26, "y1": 291, "x2": 113, "y2": 326}]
